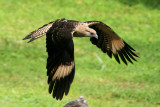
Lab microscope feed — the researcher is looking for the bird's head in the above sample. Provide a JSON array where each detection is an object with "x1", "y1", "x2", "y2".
[
  {"x1": 74, "y1": 25, "x2": 98, "y2": 39},
  {"x1": 84, "y1": 27, "x2": 98, "y2": 39}
]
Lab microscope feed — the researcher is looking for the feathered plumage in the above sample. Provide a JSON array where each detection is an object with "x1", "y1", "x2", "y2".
[
  {"x1": 23, "y1": 21, "x2": 54, "y2": 43},
  {"x1": 23, "y1": 18, "x2": 138, "y2": 100}
]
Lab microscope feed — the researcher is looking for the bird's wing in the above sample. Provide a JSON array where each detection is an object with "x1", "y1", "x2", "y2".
[
  {"x1": 86, "y1": 21, "x2": 138, "y2": 65},
  {"x1": 46, "y1": 26, "x2": 75, "y2": 100},
  {"x1": 23, "y1": 21, "x2": 54, "y2": 43}
]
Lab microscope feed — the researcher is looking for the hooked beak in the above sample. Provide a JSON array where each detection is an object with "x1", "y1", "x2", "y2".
[{"x1": 94, "y1": 34, "x2": 98, "y2": 39}]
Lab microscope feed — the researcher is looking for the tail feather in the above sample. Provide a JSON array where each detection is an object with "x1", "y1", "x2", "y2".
[{"x1": 23, "y1": 21, "x2": 54, "y2": 42}]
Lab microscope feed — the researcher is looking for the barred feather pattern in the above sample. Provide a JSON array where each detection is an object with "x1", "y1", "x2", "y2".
[
  {"x1": 87, "y1": 21, "x2": 138, "y2": 65},
  {"x1": 23, "y1": 21, "x2": 54, "y2": 43}
]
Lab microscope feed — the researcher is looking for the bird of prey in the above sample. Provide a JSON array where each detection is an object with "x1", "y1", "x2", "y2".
[{"x1": 23, "y1": 18, "x2": 138, "y2": 100}]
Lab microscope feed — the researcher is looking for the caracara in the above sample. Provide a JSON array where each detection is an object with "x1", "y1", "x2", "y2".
[{"x1": 23, "y1": 18, "x2": 138, "y2": 100}]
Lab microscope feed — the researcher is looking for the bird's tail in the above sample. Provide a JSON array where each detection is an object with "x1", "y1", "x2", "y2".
[{"x1": 22, "y1": 21, "x2": 54, "y2": 43}]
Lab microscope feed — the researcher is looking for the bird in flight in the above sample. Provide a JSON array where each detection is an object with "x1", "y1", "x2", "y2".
[{"x1": 23, "y1": 18, "x2": 138, "y2": 100}]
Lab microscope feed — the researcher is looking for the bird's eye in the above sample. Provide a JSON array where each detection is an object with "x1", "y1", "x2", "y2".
[{"x1": 90, "y1": 32, "x2": 94, "y2": 35}]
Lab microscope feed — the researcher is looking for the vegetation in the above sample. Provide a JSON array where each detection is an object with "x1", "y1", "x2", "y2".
[{"x1": 0, "y1": 0, "x2": 160, "y2": 106}]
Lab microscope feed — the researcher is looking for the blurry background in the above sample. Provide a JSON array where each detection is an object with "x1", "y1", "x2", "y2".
[{"x1": 0, "y1": 0, "x2": 160, "y2": 106}]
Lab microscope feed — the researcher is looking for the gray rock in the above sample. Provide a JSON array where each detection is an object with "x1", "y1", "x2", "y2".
[{"x1": 64, "y1": 96, "x2": 89, "y2": 107}]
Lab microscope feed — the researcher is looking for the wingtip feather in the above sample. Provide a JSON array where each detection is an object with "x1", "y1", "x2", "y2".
[
  {"x1": 22, "y1": 35, "x2": 30, "y2": 40},
  {"x1": 113, "y1": 54, "x2": 120, "y2": 64}
]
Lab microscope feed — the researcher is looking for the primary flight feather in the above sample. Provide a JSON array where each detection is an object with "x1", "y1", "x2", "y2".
[{"x1": 23, "y1": 18, "x2": 138, "y2": 100}]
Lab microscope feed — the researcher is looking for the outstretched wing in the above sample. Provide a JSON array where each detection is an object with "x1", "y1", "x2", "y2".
[
  {"x1": 46, "y1": 26, "x2": 75, "y2": 100},
  {"x1": 23, "y1": 21, "x2": 54, "y2": 43},
  {"x1": 86, "y1": 21, "x2": 138, "y2": 65}
]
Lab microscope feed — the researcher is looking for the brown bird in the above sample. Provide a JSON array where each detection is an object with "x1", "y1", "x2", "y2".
[{"x1": 23, "y1": 18, "x2": 138, "y2": 100}]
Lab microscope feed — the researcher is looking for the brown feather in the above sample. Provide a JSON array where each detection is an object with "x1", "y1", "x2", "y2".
[
  {"x1": 87, "y1": 21, "x2": 138, "y2": 64},
  {"x1": 23, "y1": 21, "x2": 54, "y2": 43},
  {"x1": 52, "y1": 61, "x2": 74, "y2": 81}
]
